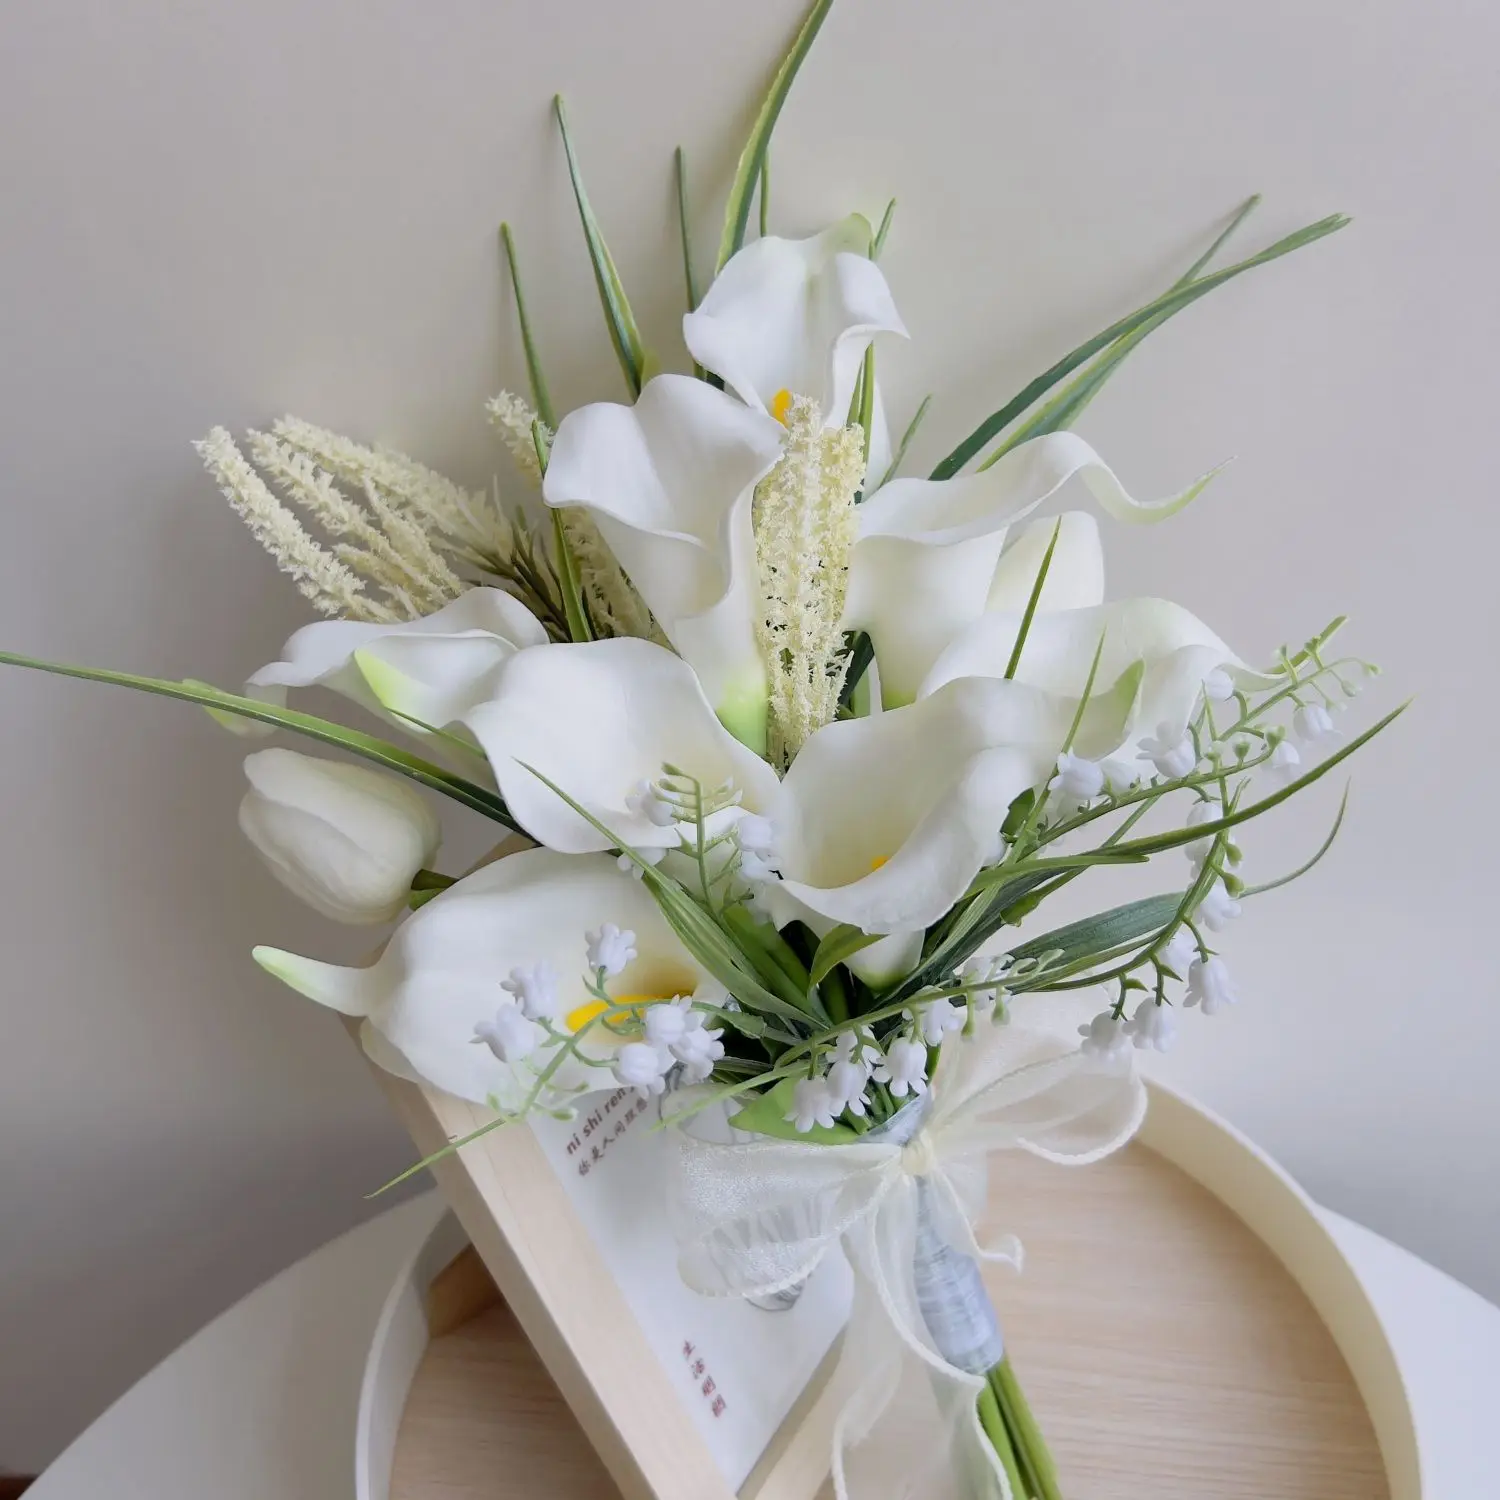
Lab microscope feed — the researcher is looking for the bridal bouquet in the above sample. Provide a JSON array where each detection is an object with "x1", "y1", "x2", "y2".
[{"x1": 1, "y1": 2, "x2": 1401, "y2": 1496}]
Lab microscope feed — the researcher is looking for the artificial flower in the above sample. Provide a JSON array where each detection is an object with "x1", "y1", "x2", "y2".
[
  {"x1": 682, "y1": 216, "x2": 907, "y2": 451},
  {"x1": 846, "y1": 434, "x2": 1221, "y2": 707},
  {"x1": 251, "y1": 849, "x2": 710, "y2": 1106},
  {"x1": 586, "y1": 922, "x2": 638, "y2": 977},
  {"x1": 501, "y1": 962, "x2": 561, "y2": 1021},
  {"x1": 615, "y1": 1040, "x2": 673, "y2": 1098},
  {"x1": 1198, "y1": 879, "x2": 1242, "y2": 931},
  {"x1": 474, "y1": 1003, "x2": 543, "y2": 1064},
  {"x1": 1078, "y1": 1011, "x2": 1131, "y2": 1061},
  {"x1": 234, "y1": 587, "x2": 547, "y2": 737},
  {"x1": 237, "y1": 748, "x2": 440, "y2": 924},
  {"x1": 1186, "y1": 956, "x2": 1238, "y2": 1015},
  {"x1": 464, "y1": 637, "x2": 780, "y2": 856},
  {"x1": 878, "y1": 1036, "x2": 929, "y2": 1098},
  {"x1": 541, "y1": 374, "x2": 785, "y2": 745},
  {"x1": 1294, "y1": 702, "x2": 1337, "y2": 744},
  {"x1": 761, "y1": 673, "x2": 1139, "y2": 948},
  {"x1": 785, "y1": 1076, "x2": 840, "y2": 1133},
  {"x1": 1125, "y1": 998, "x2": 1178, "y2": 1053}
]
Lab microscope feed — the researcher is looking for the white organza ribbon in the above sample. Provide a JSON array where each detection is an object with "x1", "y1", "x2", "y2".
[{"x1": 669, "y1": 1025, "x2": 1148, "y2": 1500}]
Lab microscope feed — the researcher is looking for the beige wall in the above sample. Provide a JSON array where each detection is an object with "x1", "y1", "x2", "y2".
[{"x1": 1, "y1": 0, "x2": 1495, "y2": 1471}]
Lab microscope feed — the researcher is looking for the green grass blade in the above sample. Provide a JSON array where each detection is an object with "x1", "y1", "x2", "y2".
[
  {"x1": 809, "y1": 923, "x2": 881, "y2": 986},
  {"x1": 1006, "y1": 892, "x2": 1183, "y2": 970},
  {"x1": 716, "y1": 0, "x2": 836, "y2": 272},
  {"x1": 534, "y1": 421, "x2": 593, "y2": 643},
  {"x1": 499, "y1": 223, "x2": 557, "y2": 430},
  {"x1": 554, "y1": 95, "x2": 647, "y2": 398},
  {"x1": 871, "y1": 197, "x2": 896, "y2": 260},
  {"x1": 1003, "y1": 518, "x2": 1063, "y2": 679},
  {"x1": 674, "y1": 146, "x2": 701, "y2": 314},
  {"x1": 877, "y1": 394, "x2": 931, "y2": 489},
  {"x1": 1241, "y1": 782, "x2": 1350, "y2": 897},
  {"x1": 758, "y1": 151, "x2": 770, "y2": 238},
  {"x1": 0, "y1": 649, "x2": 519, "y2": 828},
  {"x1": 976, "y1": 195, "x2": 1265, "y2": 468},
  {"x1": 1108, "y1": 702, "x2": 1407, "y2": 860},
  {"x1": 930, "y1": 212, "x2": 1350, "y2": 480}
]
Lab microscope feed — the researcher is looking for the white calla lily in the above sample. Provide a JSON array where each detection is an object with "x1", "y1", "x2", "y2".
[
  {"x1": 921, "y1": 597, "x2": 1278, "y2": 751},
  {"x1": 253, "y1": 849, "x2": 711, "y2": 1106},
  {"x1": 237, "y1": 588, "x2": 547, "y2": 736},
  {"x1": 239, "y1": 748, "x2": 441, "y2": 924},
  {"x1": 542, "y1": 374, "x2": 785, "y2": 747},
  {"x1": 762, "y1": 675, "x2": 1137, "y2": 954},
  {"x1": 683, "y1": 216, "x2": 908, "y2": 425},
  {"x1": 844, "y1": 433, "x2": 1220, "y2": 706},
  {"x1": 465, "y1": 637, "x2": 781, "y2": 855}
]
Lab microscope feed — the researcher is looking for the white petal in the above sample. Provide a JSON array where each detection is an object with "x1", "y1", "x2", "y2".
[
  {"x1": 986, "y1": 512, "x2": 1105, "y2": 613},
  {"x1": 921, "y1": 598, "x2": 1276, "y2": 749},
  {"x1": 768, "y1": 679, "x2": 1072, "y2": 934},
  {"x1": 542, "y1": 374, "x2": 782, "y2": 732},
  {"x1": 255, "y1": 849, "x2": 706, "y2": 1105},
  {"x1": 683, "y1": 217, "x2": 908, "y2": 419},
  {"x1": 845, "y1": 434, "x2": 1217, "y2": 706},
  {"x1": 465, "y1": 638, "x2": 780, "y2": 855},
  {"x1": 246, "y1": 588, "x2": 547, "y2": 732}
]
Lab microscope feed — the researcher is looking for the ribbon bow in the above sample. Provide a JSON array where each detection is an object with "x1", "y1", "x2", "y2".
[{"x1": 669, "y1": 1024, "x2": 1147, "y2": 1500}]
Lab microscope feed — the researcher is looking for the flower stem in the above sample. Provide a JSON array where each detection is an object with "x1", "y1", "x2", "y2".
[
  {"x1": 976, "y1": 1379, "x2": 1026, "y2": 1499},
  {"x1": 989, "y1": 1355, "x2": 1063, "y2": 1500}
]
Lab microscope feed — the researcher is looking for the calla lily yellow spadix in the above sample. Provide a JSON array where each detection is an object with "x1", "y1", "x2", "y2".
[{"x1": 0, "y1": 5, "x2": 1386, "y2": 1496}]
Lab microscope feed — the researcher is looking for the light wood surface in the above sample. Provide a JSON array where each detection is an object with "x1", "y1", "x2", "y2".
[{"x1": 389, "y1": 1142, "x2": 1387, "y2": 1500}]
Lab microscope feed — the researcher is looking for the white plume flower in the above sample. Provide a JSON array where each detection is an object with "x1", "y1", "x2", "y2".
[
  {"x1": 196, "y1": 428, "x2": 391, "y2": 622},
  {"x1": 753, "y1": 395, "x2": 866, "y2": 767}
]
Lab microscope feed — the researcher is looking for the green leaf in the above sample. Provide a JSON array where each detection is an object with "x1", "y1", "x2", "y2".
[
  {"x1": 510, "y1": 758, "x2": 817, "y2": 1026},
  {"x1": 729, "y1": 1077, "x2": 858, "y2": 1144},
  {"x1": 758, "y1": 151, "x2": 770, "y2": 239},
  {"x1": 1106, "y1": 702, "x2": 1407, "y2": 861},
  {"x1": 1006, "y1": 892, "x2": 1184, "y2": 972},
  {"x1": 499, "y1": 223, "x2": 557, "y2": 429},
  {"x1": 809, "y1": 924, "x2": 881, "y2": 985},
  {"x1": 1004, "y1": 518, "x2": 1063, "y2": 679},
  {"x1": 716, "y1": 0, "x2": 836, "y2": 272},
  {"x1": 554, "y1": 95, "x2": 648, "y2": 398},
  {"x1": 929, "y1": 212, "x2": 1350, "y2": 480},
  {"x1": 978, "y1": 199, "x2": 1264, "y2": 468},
  {"x1": 1241, "y1": 782, "x2": 1350, "y2": 897},
  {"x1": 876, "y1": 394, "x2": 931, "y2": 490},
  {"x1": 0, "y1": 650, "x2": 519, "y2": 828}
]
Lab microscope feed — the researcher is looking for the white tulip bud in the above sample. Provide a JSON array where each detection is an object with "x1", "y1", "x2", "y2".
[{"x1": 239, "y1": 748, "x2": 441, "y2": 924}]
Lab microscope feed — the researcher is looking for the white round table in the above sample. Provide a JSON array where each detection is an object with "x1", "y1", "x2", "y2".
[{"x1": 26, "y1": 1190, "x2": 1500, "y2": 1499}]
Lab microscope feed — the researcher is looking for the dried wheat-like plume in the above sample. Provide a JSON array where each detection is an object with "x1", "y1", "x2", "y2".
[
  {"x1": 488, "y1": 389, "x2": 657, "y2": 642},
  {"x1": 753, "y1": 397, "x2": 864, "y2": 768},
  {"x1": 271, "y1": 417, "x2": 513, "y2": 570},
  {"x1": 194, "y1": 427, "x2": 395, "y2": 622}
]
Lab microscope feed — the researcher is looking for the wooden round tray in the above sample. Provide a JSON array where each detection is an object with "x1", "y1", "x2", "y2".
[{"x1": 367, "y1": 1088, "x2": 1415, "y2": 1499}]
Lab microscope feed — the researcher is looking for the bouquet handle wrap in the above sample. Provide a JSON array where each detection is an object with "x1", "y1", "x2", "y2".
[{"x1": 668, "y1": 1026, "x2": 1148, "y2": 1500}]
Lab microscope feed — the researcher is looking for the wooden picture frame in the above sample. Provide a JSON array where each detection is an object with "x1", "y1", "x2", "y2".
[{"x1": 361, "y1": 1044, "x2": 845, "y2": 1500}]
